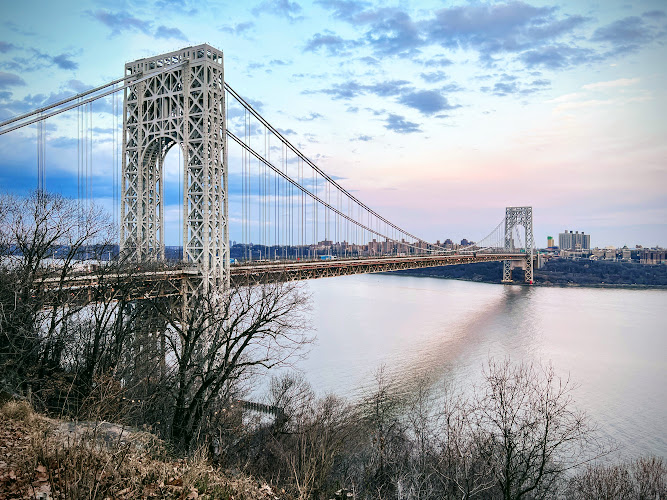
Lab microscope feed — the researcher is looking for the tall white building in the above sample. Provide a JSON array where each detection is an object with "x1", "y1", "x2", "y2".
[{"x1": 559, "y1": 230, "x2": 591, "y2": 250}]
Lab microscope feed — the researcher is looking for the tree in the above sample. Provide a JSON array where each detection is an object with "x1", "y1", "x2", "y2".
[
  {"x1": 432, "y1": 388, "x2": 496, "y2": 499},
  {"x1": 566, "y1": 456, "x2": 666, "y2": 499},
  {"x1": 0, "y1": 191, "x2": 114, "y2": 405},
  {"x1": 150, "y1": 279, "x2": 311, "y2": 451},
  {"x1": 468, "y1": 359, "x2": 606, "y2": 500}
]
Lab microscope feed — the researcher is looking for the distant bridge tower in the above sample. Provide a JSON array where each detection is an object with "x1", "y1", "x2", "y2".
[
  {"x1": 502, "y1": 206, "x2": 534, "y2": 284},
  {"x1": 120, "y1": 45, "x2": 228, "y2": 290}
]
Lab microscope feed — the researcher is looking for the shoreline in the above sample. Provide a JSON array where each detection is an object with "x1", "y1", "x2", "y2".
[{"x1": 385, "y1": 272, "x2": 667, "y2": 291}]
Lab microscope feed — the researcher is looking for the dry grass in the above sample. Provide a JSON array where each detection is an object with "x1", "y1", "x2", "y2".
[
  {"x1": 0, "y1": 400, "x2": 285, "y2": 499},
  {"x1": 0, "y1": 400, "x2": 35, "y2": 424}
]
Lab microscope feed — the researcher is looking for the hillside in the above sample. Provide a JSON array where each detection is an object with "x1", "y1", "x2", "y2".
[
  {"x1": 0, "y1": 400, "x2": 282, "y2": 500},
  {"x1": 390, "y1": 258, "x2": 667, "y2": 287}
]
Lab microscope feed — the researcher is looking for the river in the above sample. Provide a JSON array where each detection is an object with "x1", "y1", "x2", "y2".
[{"x1": 287, "y1": 274, "x2": 667, "y2": 459}]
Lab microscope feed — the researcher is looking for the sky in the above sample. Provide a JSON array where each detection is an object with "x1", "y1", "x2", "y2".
[{"x1": 0, "y1": 0, "x2": 665, "y2": 248}]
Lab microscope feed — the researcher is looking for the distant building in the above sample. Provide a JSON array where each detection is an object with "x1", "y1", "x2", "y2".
[
  {"x1": 640, "y1": 249, "x2": 667, "y2": 265},
  {"x1": 559, "y1": 230, "x2": 591, "y2": 251},
  {"x1": 547, "y1": 236, "x2": 555, "y2": 248}
]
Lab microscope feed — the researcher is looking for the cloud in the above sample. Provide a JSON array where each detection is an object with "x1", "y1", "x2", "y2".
[
  {"x1": 309, "y1": 78, "x2": 462, "y2": 115},
  {"x1": 296, "y1": 112, "x2": 323, "y2": 121},
  {"x1": 306, "y1": 81, "x2": 364, "y2": 99},
  {"x1": 30, "y1": 49, "x2": 80, "y2": 71},
  {"x1": 51, "y1": 53, "x2": 78, "y2": 70},
  {"x1": 220, "y1": 21, "x2": 255, "y2": 35},
  {"x1": 420, "y1": 71, "x2": 447, "y2": 83},
  {"x1": 306, "y1": 79, "x2": 413, "y2": 101},
  {"x1": 399, "y1": 89, "x2": 460, "y2": 115},
  {"x1": 519, "y1": 45, "x2": 598, "y2": 69},
  {"x1": 314, "y1": 0, "x2": 604, "y2": 69},
  {"x1": 154, "y1": 0, "x2": 198, "y2": 15},
  {"x1": 487, "y1": 82, "x2": 519, "y2": 96},
  {"x1": 481, "y1": 78, "x2": 551, "y2": 96},
  {"x1": 384, "y1": 113, "x2": 421, "y2": 134},
  {"x1": 530, "y1": 79, "x2": 550, "y2": 87},
  {"x1": 316, "y1": 3, "x2": 423, "y2": 56},
  {"x1": 304, "y1": 32, "x2": 360, "y2": 56},
  {"x1": 582, "y1": 78, "x2": 640, "y2": 90},
  {"x1": 362, "y1": 8, "x2": 422, "y2": 57},
  {"x1": 245, "y1": 97, "x2": 264, "y2": 112},
  {"x1": 353, "y1": 134, "x2": 373, "y2": 141},
  {"x1": 315, "y1": 0, "x2": 371, "y2": 23},
  {"x1": 642, "y1": 10, "x2": 666, "y2": 19},
  {"x1": 0, "y1": 72, "x2": 26, "y2": 89},
  {"x1": 441, "y1": 83, "x2": 464, "y2": 93},
  {"x1": 591, "y1": 16, "x2": 659, "y2": 54},
  {"x1": 419, "y1": 56, "x2": 453, "y2": 67},
  {"x1": 423, "y1": 2, "x2": 592, "y2": 66},
  {"x1": 0, "y1": 90, "x2": 72, "y2": 120},
  {"x1": 277, "y1": 127, "x2": 297, "y2": 136},
  {"x1": 0, "y1": 42, "x2": 15, "y2": 53},
  {"x1": 67, "y1": 79, "x2": 93, "y2": 93},
  {"x1": 88, "y1": 10, "x2": 152, "y2": 36},
  {"x1": 365, "y1": 80, "x2": 411, "y2": 97},
  {"x1": 252, "y1": 0, "x2": 304, "y2": 22},
  {"x1": 154, "y1": 25, "x2": 188, "y2": 41}
]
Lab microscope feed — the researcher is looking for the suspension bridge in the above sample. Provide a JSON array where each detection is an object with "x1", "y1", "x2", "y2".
[{"x1": 0, "y1": 44, "x2": 535, "y2": 294}]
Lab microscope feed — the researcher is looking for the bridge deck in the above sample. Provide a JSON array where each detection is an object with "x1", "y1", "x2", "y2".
[{"x1": 230, "y1": 253, "x2": 528, "y2": 285}]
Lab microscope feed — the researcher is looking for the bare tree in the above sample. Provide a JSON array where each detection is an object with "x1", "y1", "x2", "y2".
[
  {"x1": 360, "y1": 366, "x2": 411, "y2": 498},
  {"x1": 150, "y1": 279, "x2": 311, "y2": 451},
  {"x1": 468, "y1": 358, "x2": 606, "y2": 500},
  {"x1": 431, "y1": 388, "x2": 495, "y2": 499},
  {"x1": 0, "y1": 191, "x2": 114, "y2": 404},
  {"x1": 567, "y1": 455, "x2": 666, "y2": 499}
]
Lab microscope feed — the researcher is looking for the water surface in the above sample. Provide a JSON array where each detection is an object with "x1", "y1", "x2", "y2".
[{"x1": 292, "y1": 274, "x2": 666, "y2": 459}]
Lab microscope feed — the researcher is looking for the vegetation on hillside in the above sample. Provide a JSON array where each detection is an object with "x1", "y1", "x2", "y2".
[{"x1": 391, "y1": 258, "x2": 667, "y2": 287}]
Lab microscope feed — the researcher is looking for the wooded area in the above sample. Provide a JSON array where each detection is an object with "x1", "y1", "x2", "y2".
[{"x1": 392, "y1": 258, "x2": 667, "y2": 287}]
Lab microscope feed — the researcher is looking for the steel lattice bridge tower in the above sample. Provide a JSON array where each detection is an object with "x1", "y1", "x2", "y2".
[
  {"x1": 121, "y1": 46, "x2": 227, "y2": 292},
  {"x1": 0, "y1": 44, "x2": 537, "y2": 292},
  {"x1": 503, "y1": 207, "x2": 534, "y2": 284}
]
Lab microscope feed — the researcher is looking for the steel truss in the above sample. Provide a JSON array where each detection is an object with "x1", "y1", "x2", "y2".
[
  {"x1": 230, "y1": 253, "x2": 523, "y2": 286},
  {"x1": 502, "y1": 206, "x2": 534, "y2": 283},
  {"x1": 121, "y1": 44, "x2": 228, "y2": 291}
]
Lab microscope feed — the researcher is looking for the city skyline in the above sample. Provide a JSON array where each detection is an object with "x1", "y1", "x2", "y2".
[{"x1": 0, "y1": 0, "x2": 665, "y2": 247}]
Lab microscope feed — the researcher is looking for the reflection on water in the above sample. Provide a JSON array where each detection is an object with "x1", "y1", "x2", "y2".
[{"x1": 295, "y1": 274, "x2": 667, "y2": 459}]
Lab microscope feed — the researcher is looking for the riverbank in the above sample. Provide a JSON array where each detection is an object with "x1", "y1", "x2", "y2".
[{"x1": 388, "y1": 259, "x2": 667, "y2": 290}]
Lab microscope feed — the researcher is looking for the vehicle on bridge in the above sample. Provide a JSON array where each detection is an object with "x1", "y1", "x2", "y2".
[{"x1": 320, "y1": 255, "x2": 337, "y2": 260}]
